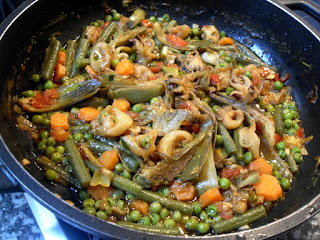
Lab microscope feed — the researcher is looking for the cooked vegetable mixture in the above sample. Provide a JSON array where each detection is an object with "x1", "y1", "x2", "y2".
[{"x1": 16, "y1": 8, "x2": 312, "y2": 236}]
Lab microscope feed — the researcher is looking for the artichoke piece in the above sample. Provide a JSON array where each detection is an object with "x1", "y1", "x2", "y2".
[
  {"x1": 18, "y1": 79, "x2": 101, "y2": 113},
  {"x1": 108, "y1": 84, "x2": 165, "y2": 104},
  {"x1": 109, "y1": 26, "x2": 147, "y2": 49},
  {"x1": 235, "y1": 170, "x2": 260, "y2": 189}
]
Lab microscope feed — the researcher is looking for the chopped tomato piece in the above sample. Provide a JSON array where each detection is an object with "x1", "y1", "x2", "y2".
[
  {"x1": 296, "y1": 127, "x2": 304, "y2": 138},
  {"x1": 148, "y1": 62, "x2": 163, "y2": 73},
  {"x1": 177, "y1": 100, "x2": 193, "y2": 111},
  {"x1": 220, "y1": 165, "x2": 244, "y2": 181},
  {"x1": 166, "y1": 33, "x2": 188, "y2": 47},
  {"x1": 210, "y1": 73, "x2": 220, "y2": 85},
  {"x1": 31, "y1": 89, "x2": 59, "y2": 108},
  {"x1": 141, "y1": 19, "x2": 152, "y2": 27},
  {"x1": 279, "y1": 72, "x2": 291, "y2": 83},
  {"x1": 275, "y1": 133, "x2": 282, "y2": 144},
  {"x1": 259, "y1": 66, "x2": 271, "y2": 78}
]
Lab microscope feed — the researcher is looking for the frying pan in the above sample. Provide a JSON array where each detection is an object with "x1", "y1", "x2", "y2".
[{"x1": 1, "y1": 0, "x2": 320, "y2": 239}]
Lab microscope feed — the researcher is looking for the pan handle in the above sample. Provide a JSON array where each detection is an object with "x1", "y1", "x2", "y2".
[
  {"x1": 278, "y1": 0, "x2": 320, "y2": 22},
  {"x1": 0, "y1": 160, "x2": 23, "y2": 193}
]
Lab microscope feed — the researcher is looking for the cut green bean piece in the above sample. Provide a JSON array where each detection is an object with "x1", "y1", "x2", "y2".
[
  {"x1": 117, "y1": 221, "x2": 180, "y2": 235},
  {"x1": 41, "y1": 37, "x2": 62, "y2": 81},
  {"x1": 212, "y1": 205, "x2": 267, "y2": 234},
  {"x1": 233, "y1": 124, "x2": 244, "y2": 161},
  {"x1": 65, "y1": 39, "x2": 77, "y2": 77},
  {"x1": 286, "y1": 154, "x2": 299, "y2": 174},
  {"x1": 74, "y1": 58, "x2": 90, "y2": 69},
  {"x1": 111, "y1": 173, "x2": 143, "y2": 196},
  {"x1": 97, "y1": 21, "x2": 117, "y2": 43},
  {"x1": 163, "y1": 20, "x2": 177, "y2": 32},
  {"x1": 71, "y1": 38, "x2": 90, "y2": 77},
  {"x1": 219, "y1": 123, "x2": 237, "y2": 155},
  {"x1": 274, "y1": 107, "x2": 285, "y2": 136},
  {"x1": 64, "y1": 139, "x2": 92, "y2": 188}
]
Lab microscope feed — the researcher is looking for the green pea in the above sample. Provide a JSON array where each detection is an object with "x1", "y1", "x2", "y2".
[
  {"x1": 157, "y1": 17, "x2": 165, "y2": 23},
  {"x1": 219, "y1": 177, "x2": 231, "y2": 190},
  {"x1": 117, "y1": 200, "x2": 125, "y2": 210},
  {"x1": 237, "y1": 62, "x2": 244, "y2": 69},
  {"x1": 42, "y1": 118, "x2": 50, "y2": 126},
  {"x1": 56, "y1": 146, "x2": 65, "y2": 154},
  {"x1": 78, "y1": 190, "x2": 90, "y2": 201},
  {"x1": 163, "y1": 13, "x2": 170, "y2": 21},
  {"x1": 225, "y1": 87, "x2": 234, "y2": 96},
  {"x1": 202, "y1": 97, "x2": 211, "y2": 105},
  {"x1": 196, "y1": 90, "x2": 206, "y2": 99},
  {"x1": 51, "y1": 152, "x2": 63, "y2": 163},
  {"x1": 24, "y1": 90, "x2": 35, "y2": 98},
  {"x1": 138, "y1": 217, "x2": 151, "y2": 226},
  {"x1": 224, "y1": 56, "x2": 232, "y2": 63},
  {"x1": 141, "y1": 136, "x2": 151, "y2": 148},
  {"x1": 83, "y1": 198, "x2": 95, "y2": 208},
  {"x1": 61, "y1": 76, "x2": 69, "y2": 83},
  {"x1": 150, "y1": 213, "x2": 160, "y2": 225},
  {"x1": 192, "y1": 28, "x2": 201, "y2": 36},
  {"x1": 129, "y1": 210, "x2": 142, "y2": 223},
  {"x1": 73, "y1": 132, "x2": 84, "y2": 142},
  {"x1": 158, "y1": 186, "x2": 170, "y2": 197},
  {"x1": 266, "y1": 104, "x2": 276, "y2": 113},
  {"x1": 284, "y1": 119, "x2": 293, "y2": 128},
  {"x1": 149, "y1": 16, "x2": 156, "y2": 22},
  {"x1": 95, "y1": 200, "x2": 101, "y2": 210},
  {"x1": 219, "y1": 50, "x2": 226, "y2": 57},
  {"x1": 278, "y1": 149, "x2": 286, "y2": 159},
  {"x1": 220, "y1": 31, "x2": 226, "y2": 38},
  {"x1": 270, "y1": 162, "x2": 279, "y2": 171},
  {"x1": 293, "y1": 123, "x2": 299, "y2": 130},
  {"x1": 113, "y1": 13, "x2": 121, "y2": 21},
  {"x1": 290, "y1": 110, "x2": 298, "y2": 119},
  {"x1": 31, "y1": 73, "x2": 41, "y2": 83},
  {"x1": 83, "y1": 206, "x2": 96, "y2": 215},
  {"x1": 185, "y1": 217, "x2": 199, "y2": 231},
  {"x1": 104, "y1": 205, "x2": 112, "y2": 215},
  {"x1": 46, "y1": 137, "x2": 56, "y2": 146},
  {"x1": 273, "y1": 80, "x2": 283, "y2": 90},
  {"x1": 40, "y1": 130, "x2": 49, "y2": 139},
  {"x1": 197, "y1": 222, "x2": 210, "y2": 234},
  {"x1": 213, "y1": 215, "x2": 222, "y2": 223},
  {"x1": 61, "y1": 157, "x2": 68, "y2": 166},
  {"x1": 121, "y1": 170, "x2": 132, "y2": 179},
  {"x1": 219, "y1": 62, "x2": 226, "y2": 68},
  {"x1": 280, "y1": 178, "x2": 291, "y2": 191},
  {"x1": 291, "y1": 146, "x2": 301, "y2": 154},
  {"x1": 160, "y1": 208, "x2": 170, "y2": 220},
  {"x1": 244, "y1": 151, "x2": 254, "y2": 164},
  {"x1": 181, "y1": 215, "x2": 190, "y2": 225},
  {"x1": 164, "y1": 218, "x2": 176, "y2": 228},
  {"x1": 32, "y1": 115, "x2": 44, "y2": 125},
  {"x1": 96, "y1": 210, "x2": 107, "y2": 220},
  {"x1": 111, "y1": 189, "x2": 125, "y2": 200},
  {"x1": 215, "y1": 134, "x2": 223, "y2": 146},
  {"x1": 287, "y1": 129, "x2": 296, "y2": 136},
  {"x1": 114, "y1": 163, "x2": 124, "y2": 172},
  {"x1": 90, "y1": 21, "x2": 99, "y2": 27},
  {"x1": 132, "y1": 104, "x2": 143, "y2": 113},
  {"x1": 272, "y1": 170, "x2": 282, "y2": 180},
  {"x1": 244, "y1": 71, "x2": 252, "y2": 80},
  {"x1": 172, "y1": 211, "x2": 182, "y2": 222},
  {"x1": 207, "y1": 204, "x2": 218, "y2": 217},
  {"x1": 108, "y1": 197, "x2": 116, "y2": 207},
  {"x1": 105, "y1": 15, "x2": 113, "y2": 22},
  {"x1": 45, "y1": 169, "x2": 57, "y2": 181},
  {"x1": 44, "y1": 80, "x2": 54, "y2": 89},
  {"x1": 211, "y1": 105, "x2": 221, "y2": 113},
  {"x1": 288, "y1": 102, "x2": 297, "y2": 111},
  {"x1": 276, "y1": 141, "x2": 286, "y2": 150},
  {"x1": 199, "y1": 211, "x2": 209, "y2": 221},
  {"x1": 293, "y1": 152, "x2": 303, "y2": 163},
  {"x1": 150, "y1": 97, "x2": 159, "y2": 104},
  {"x1": 125, "y1": 193, "x2": 135, "y2": 201},
  {"x1": 150, "y1": 202, "x2": 162, "y2": 214},
  {"x1": 45, "y1": 146, "x2": 55, "y2": 157},
  {"x1": 65, "y1": 164, "x2": 73, "y2": 173},
  {"x1": 129, "y1": 53, "x2": 136, "y2": 62},
  {"x1": 193, "y1": 202, "x2": 202, "y2": 215}
]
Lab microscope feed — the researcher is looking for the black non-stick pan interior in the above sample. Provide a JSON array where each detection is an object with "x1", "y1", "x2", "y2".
[{"x1": 0, "y1": 0, "x2": 320, "y2": 238}]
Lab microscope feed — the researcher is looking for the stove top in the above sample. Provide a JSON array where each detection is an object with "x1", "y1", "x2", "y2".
[{"x1": 1, "y1": 0, "x2": 320, "y2": 239}]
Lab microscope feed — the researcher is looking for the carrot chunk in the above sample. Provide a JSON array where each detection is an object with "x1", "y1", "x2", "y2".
[
  {"x1": 171, "y1": 181, "x2": 196, "y2": 201},
  {"x1": 57, "y1": 50, "x2": 66, "y2": 65},
  {"x1": 115, "y1": 59, "x2": 134, "y2": 75},
  {"x1": 78, "y1": 107, "x2": 101, "y2": 122},
  {"x1": 112, "y1": 98, "x2": 130, "y2": 112},
  {"x1": 248, "y1": 158, "x2": 273, "y2": 175},
  {"x1": 130, "y1": 199, "x2": 149, "y2": 216},
  {"x1": 166, "y1": 33, "x2": 188, "y2": 47},
  {"x1": 88, "y1": 185, "x2": 113, "y2": 200},
  {"x1": 53, "y1": 63, "x2": 66, "y2": 82},
  {"x1": 199, "y1": 187, "x2": 224, "y2": 208},
  {"x1": 50, "y1": 112, "x2": 69, "y2": 130},
  {"x1": 218, "y1": 37, "x2": 234, "y2": 45},
  {"x1": 99, "y1": 150, "x2": 119, "y2": 171},
  {"x1": 254, "y1": 174, "x2": 283, "y2": 201}
]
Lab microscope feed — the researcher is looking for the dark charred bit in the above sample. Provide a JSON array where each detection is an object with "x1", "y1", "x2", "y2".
[{"x1": 306, "y1": 84, "x2": 318, "y2": 104}]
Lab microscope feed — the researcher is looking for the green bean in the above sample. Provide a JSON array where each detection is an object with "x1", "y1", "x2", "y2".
[
  {"x1": 117, "y1": 222, "x2": 180, "y2": 236},
  {"x1": 74, "y1": 58, "x2": 90, "y2": 69},
  {"x1": 75, "y1": 97, "x2": 109, "y2": 109},
  {"x1": 138, "y1": 190, "x2": 193, "y2": 215},
  {"x1": 41, "y1": 37, "x2": 62, "y2": 81},
  {"x1": 65, "y1": 39, "x2": 77, "y2": 77},
  {"x1": 274, "y1": 107, "x2": 285, "y2": 136},
  {"x1": 163, "y1": 20, "x2": 177, "y2": 33},
  {"x1": 36, "y1": 156, "x2": 80, "y2": 188},
  {"x1": 69, "y1": 124, "x2": 91, "y2": 133},
  {"x1": 71, "y1": 38, "x2": 90, "y2": 77},
  {"x1": 111, "y1": 173, "x2": 143, "y2": 196},
  {"x1": 84, "y1": 159, "x2": 99, "y2": 173},
  {"x1": 212, "y1": 205, "x2": 267, "y2": 234},
  {"x1": 233, "y1": 124, "x2": 244, "y2": 161},
  {"x1": 64, "y1": 139, "x2": 92, "y2": 188},
  {"x1": 97, "y1": 21, "x2": 117, "y2": 43},
  {"x1": 219, "y1": 123, "x2": 237, "y2": 155},
  {"x1": 286, "y1": 154, "x2": 299, "y2": 174},
  {"x1": 231, "y1": 52, "x2": 277, "y2": 72},
  {"x1": 89, "y1": 139, "x2": 140, "y2": 172},
  {"x1": 210, "y1": 44, "x2": 237, "y2": 52}
]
